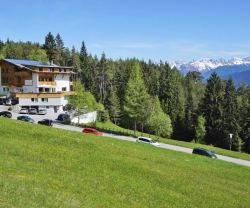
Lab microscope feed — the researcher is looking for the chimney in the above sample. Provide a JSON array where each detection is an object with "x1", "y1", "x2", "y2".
[{"x1": 50, "y1": 60, "x2": 53, "y2": 65}]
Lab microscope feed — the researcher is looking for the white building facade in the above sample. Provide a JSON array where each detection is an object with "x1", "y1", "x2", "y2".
[{"x1": 0, "y1": 59, "x2": 76, "y2": 113}]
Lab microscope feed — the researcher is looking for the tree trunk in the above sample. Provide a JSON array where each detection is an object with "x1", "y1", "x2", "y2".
[
  {"x1": 141, "y1": 121, "x2": 144, "y2": 136},
  {"x1": 134, "y1": 118, "x2": 137, "y2": 137}
]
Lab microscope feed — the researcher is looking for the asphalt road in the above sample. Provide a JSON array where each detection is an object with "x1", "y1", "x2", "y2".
[{"x1": 1, "y1": 104, "x2": 250, "y2": 168}]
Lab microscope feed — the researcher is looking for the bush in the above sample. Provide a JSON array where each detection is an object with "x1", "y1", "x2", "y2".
[
  {"x1": 63, "y1": 117, "x2": 71, "y2": 124},
  {"x1": 98, "y1": 109, "x2": 109, "y2": 122}
]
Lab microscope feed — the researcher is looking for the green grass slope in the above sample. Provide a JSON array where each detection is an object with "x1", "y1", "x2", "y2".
[{"x1": 0, "y1": 118, "x2": 250, "y2": 207}]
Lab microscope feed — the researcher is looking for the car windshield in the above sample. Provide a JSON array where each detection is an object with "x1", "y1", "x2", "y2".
[
  {"x1": 205, "y1": 150, "x2": 213, "y2": 155},
  {"x1": 94, "y1": 130, "x2": 98, "y2": 133},
  {"x1": 151, "y1": 139, "x2": 156, "y2": 143},
  {"x1": 21, "y1": 109, "x2": 26, "y2": 110}
]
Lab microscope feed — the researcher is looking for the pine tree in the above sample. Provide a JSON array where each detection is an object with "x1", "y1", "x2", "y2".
[
  {"x1": 242, "y1": 117, "x2": 250, "y2": 153},
  {"x1": 223, "y1": 76, "x2": 240, "y2": 150},
  {"x1": 43, "y1": 32, "x2": 56, "y2": 62},
  {"x1": 107, "y1": 86, "x2": 121, "y2": 125},
  {"x1": 55, "y1": 33, "x2": 65, "y2": 65},
  {"x1": 195, "y1": 116, "x2": 206, "y2": 144},
  {"x1": 201, "y1": 72, "x2": 225, "y2": 146},
  {"x1": 124, "y1": 61, "x2": 149, "y2": 136}
]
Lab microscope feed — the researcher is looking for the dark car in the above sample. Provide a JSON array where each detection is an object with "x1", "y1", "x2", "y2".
[
  {"x1": 0, "y1": 98, "x2": 6, "y2": 105},
  {"x1": 192, "y1": 148, "x2": 217, "y2": 159},
  {"x1": 0, "y1": 111, "x2": 12, "y2": 118},
  {"x1": 57, "y1": 113, "x2": 70, "y2": 121},
  {"x1": 11, "y1": 99, "x2": 19, "y2": 105},
  {"x1": 17, "y1": 116, "x2": 35, "y2": 123},
  {"x1": 82, "y1": 128, "x2": 103, "y2": 135},
  {"x1": 29, "y1": 108, "x2": 37, "y2": 114},
  {"x1": 38, "y1": 119, "x2": 53, "y2": 126}
]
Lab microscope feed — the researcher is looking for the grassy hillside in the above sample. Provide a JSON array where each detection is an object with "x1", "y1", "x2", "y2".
[{"x1": 0, "y1": 118, "x2": 250, "y2": 207}]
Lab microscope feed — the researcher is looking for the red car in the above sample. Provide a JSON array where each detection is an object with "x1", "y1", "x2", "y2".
[{"x1": 82, "y1": 128, "x2": 103, "y2": 135}]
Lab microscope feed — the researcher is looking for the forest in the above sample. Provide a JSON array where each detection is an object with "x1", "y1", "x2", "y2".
[{"x1": 1, "y1": 32, "x2": 250, "y2": 154}]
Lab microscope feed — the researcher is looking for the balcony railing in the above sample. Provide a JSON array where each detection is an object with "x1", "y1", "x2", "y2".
[
  {"x1": 10, "y1": 91, "x2": 76, "y2": 98},
  {"x1": 38, "y1": 81, "x2": 57, "y2": 85}
]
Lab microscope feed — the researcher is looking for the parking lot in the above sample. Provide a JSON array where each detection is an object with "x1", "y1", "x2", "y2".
[{"x1": 0, "y1": 104, "x2": 65, "y2": 124}]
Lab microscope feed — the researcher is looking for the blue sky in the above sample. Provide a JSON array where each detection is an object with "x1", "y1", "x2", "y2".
[{"x1": 1, "y1": 0, "x2": 250, "y2": 63}]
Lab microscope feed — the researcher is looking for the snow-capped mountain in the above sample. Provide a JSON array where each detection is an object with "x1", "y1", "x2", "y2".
[{"x1": 169, "y1": 57, "x2": 250, "y2": 73}]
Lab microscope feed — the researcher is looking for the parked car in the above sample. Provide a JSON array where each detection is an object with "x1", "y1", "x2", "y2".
[
  {"x1": 17, "y1": 116, "x2": 35, "y2": 123},
  {"x1": 19, "y1": 108, "x2": 28, "y2": 114},
  {"x1": 29, "y1": 108, "x2": 37, "y2": 114},
  {"x1": 0, "y1": 111, "x2": 12, "y2": 118},
  {"x1": 82, "y1": 128, "x2": 103, "y2": 135},
  {"x1": 6, "y1": 99, "x2": 19, "y2": 106},
  {"x1": 0, "y1": 98, "x2": 6, "y2": 105},
  {"x1": 57, "y1": 113, "x2": 70, "y2": 121},
  {"x1": 5, "y1": 99, "x2": 11, "y2": 106},
  {"x1": 136, "y1": 137, "x2": 160, "y2": 147},
  {"x1": 38, "y1": 119, "x2": 53, "y2": 126},
  {"x1": 11, "y1": 99, "x2": 19, "y2": 105},
  {"x1": 38, "y1": 109, "x2": 47, "y2": 115},
  {"x1": 192, "y1": 148, "x2": 217, "y2": 159}
]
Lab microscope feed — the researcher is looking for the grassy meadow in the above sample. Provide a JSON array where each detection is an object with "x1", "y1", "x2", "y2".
[{"x1": 0, "y1": 117, "x2": 250, "y2": 207}]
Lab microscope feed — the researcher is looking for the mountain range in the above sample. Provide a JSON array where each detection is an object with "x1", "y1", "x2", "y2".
[{"x1": 169, "y1": 57, "x2": 250, "y2": 86}]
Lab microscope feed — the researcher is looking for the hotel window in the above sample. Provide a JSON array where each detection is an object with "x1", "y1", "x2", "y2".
[
  {"x1": 31, "y1": 98, "x2": 38, "y2": 102},
  {"x1": 62, "y1": 87, "x2": 67, "y2": 91},
  {"x1": 63, "y1": 68, "x2": 66, "y2": 72},
  {"x1": 42, "y1": 78, "x2": 47, "y2": 81},
  {"x1": 2, "y1": 78, "x2": 5, "y2": 83},
  {"x1": 52, "y1": 68, "x2": 54, "y2": 72},
  {"x1": 58, "y1": 68, "x2": 61, "y2": 72},
  {"x1": 49, "y1": 78, "x2": 52, "y2": 81},
  {"x1": 6, "y1": 69, "x2": 8, "y2": 73},
  {"x1": 18, "y1": 78, "x2": 21, "y2": 83},
  {"x1": 6, "y1": 78, "x2": 8, "y2": 83},
  {"x1": 3, "y1": 88, "x2": 5, "y2": 91},
  {"x1": 46, "y1": 106, "x2": 49, "y2": 109},
  {"x1": 48, "y1": 68, "x2": 51, "y2": 72},
  {"x1": 41, "y1": 98, "x2": 48, "y2": 102},
  {"x1": 2, "y1": 69, "x2": 4, "y2": 73},
  {"x1": 39, "y1": 67, "x2": 43, "y2": 72}
]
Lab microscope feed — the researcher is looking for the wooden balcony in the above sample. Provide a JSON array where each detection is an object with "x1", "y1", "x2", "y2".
[
  {"x1": 10, "y1": 91, "x2": 76, "y2": 98},
  {"x1": 38, "y1": 81, "x2": 57, "y2": 86}
]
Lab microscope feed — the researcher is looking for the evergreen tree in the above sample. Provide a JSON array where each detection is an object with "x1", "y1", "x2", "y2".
[
  {"x1": 43, "y1": 32, "x2": 56, "y2": 61},
  {"x1": 55, "y1": 33, "x2": 65, "y2": 65},
  {"x1": 242, "y1": 118, "x2": 250, "y2": 153},
  {"x1": 124, "y1": 61, "x2": 149, "y2": 136},
  {"x1": 224, "y1": 76, "x2": 240, "y2": 150},
  {"x1": 107, "y1": 86, "x2": 121, "y2": 124},
  {"x1": 195, "y1": 116, "x2": 206, "y2": 144},
  {"x1": 201, "y1": 72, "x2": 225, "y2": 146}
]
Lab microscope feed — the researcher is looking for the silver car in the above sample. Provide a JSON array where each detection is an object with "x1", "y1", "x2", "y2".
[
  {"x1": 5, "y1": 99, "x2": 11, "y2": 106},
  {"x1": 19, "y1": 108, "x2": 28, "y2": 114},
  {"x1": 136, "y1": 137, "x2": 160, "y2": 147},
  {"x1": 38, "y1": 109, "x2": 47, "y2": 115}
]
